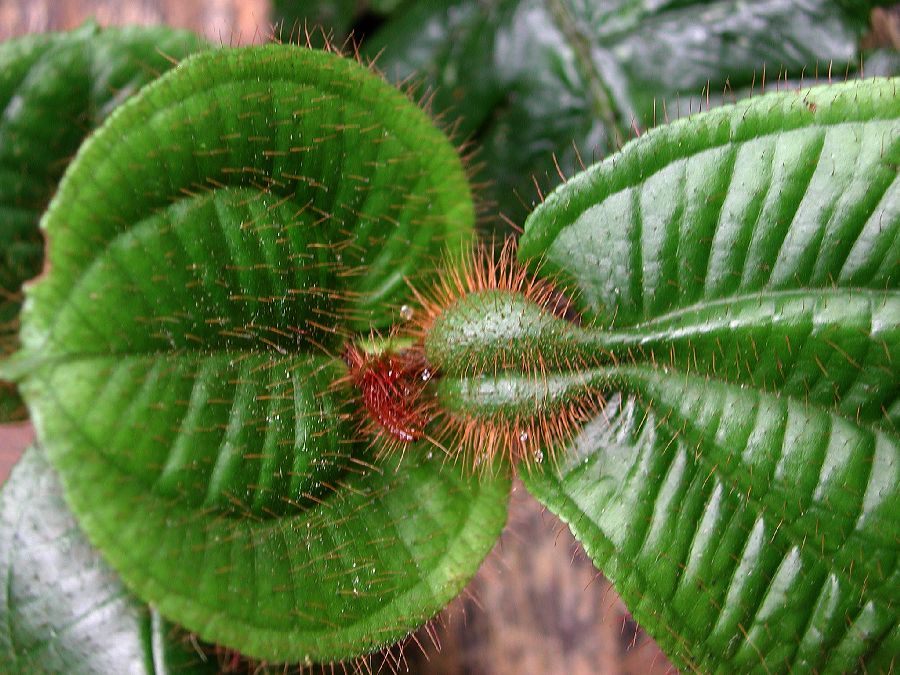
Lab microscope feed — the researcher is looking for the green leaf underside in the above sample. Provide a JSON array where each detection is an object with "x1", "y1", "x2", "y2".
[
  {"x1": 516, "y1": 79, "x2": 899, "y2": 672},
  {"x1": 365, "y1": 0, "x2": 871, "y2": 225},
  {"x1": 0, "y1": 22, "x2": 207, "y2": 421},
  {"x1": 0, "y1": 446, "x2": 220, "y2": 674},
  {"x1": 17, "y1": 45, "x2": 509, "y2": 662}
]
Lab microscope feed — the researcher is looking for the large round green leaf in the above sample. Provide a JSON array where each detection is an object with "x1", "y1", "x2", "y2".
[
  {"x1": 15, "y1": 45, "x2": 509, "y2": 663},
  {"x1": 0, "y1": 446, "x2": 220, "y2": 674},
  {"x1": 507, "y1": 79, "x2": 897, "y2": 671},
  {"x1": 0, "y1": 22, "x2": 207, "y2": 421}
]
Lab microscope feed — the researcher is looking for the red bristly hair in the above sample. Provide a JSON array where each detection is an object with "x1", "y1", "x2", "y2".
[{"x1": 340, "y1": 239, "x2": 604, "y2": 472}]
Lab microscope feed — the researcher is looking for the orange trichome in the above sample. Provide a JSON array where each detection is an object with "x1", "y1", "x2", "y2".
[{"x1": 341, "y1": 239, "x2": 606, "y2": 471}]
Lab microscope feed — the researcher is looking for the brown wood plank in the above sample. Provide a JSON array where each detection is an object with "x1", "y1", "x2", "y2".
[
  {"x1": 0, "y1": 0, "x2": 270, "y2": 42},
  {"x1": 399, "y1": 483, "x2": 675, "y2": 675}
]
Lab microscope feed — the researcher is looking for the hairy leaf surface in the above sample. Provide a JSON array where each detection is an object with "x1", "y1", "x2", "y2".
[
  {"x1": 14, "y1": 45, "x2": 509, "y2": 662},
  {"x1": 520, "y1": 79, "x2": 899, "y2": 672},
  {"x1": 0, "y1": 22, "x2": 207, "y2": 421}
]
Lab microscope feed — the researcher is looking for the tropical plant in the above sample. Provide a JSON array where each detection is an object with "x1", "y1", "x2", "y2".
[{"x1": 0, "y1": 6, "x2": 897, "y2": 674}]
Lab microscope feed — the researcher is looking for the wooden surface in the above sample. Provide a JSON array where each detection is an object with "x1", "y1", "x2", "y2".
[
  {"x1": 0, "y1": 0, "x2": 270, "y2": 42},
  {"x1": 399, "y1": 483, "x2": 674, "y2": 675},
  {"x1": 0, "y1": 1, "x2": 677, "y2": 673}
]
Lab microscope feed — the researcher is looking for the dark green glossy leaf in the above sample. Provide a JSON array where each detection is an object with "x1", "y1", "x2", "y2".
[
  {"x1": 269, "y1": 0, "x2": 411, "y2": 45},
  {"x1": 365, "y1": 0, "x2": 875, "y2": 226},
  {"x1": 369, "y1": 0, "x2": 409, "y2": 14},
  {"x1": 839, "y1": 0, "x2": 896, "y2": 14},
  {"x1": 271, "y1": 0, "x2": 359, "y2": 43},
  {"x1": 866, "y1": 48, "x2": 900, "y2": 77},
  {"x1": 0, "y1": 446, "x2": 221, "y2": 674},
  {"x1": 512, "y1": 79, "x2": 899, "y2": 671},
  {"x1": 12, "y1": 44, "x2": 508, "y2": 663},
  {"x1": 0, "y1": 22, "x2": 207, "y2": 421}
]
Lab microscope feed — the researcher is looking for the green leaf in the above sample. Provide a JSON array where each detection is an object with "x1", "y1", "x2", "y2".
[
  {"x1": 0, "y1": 446, "x2": 221, "y2": 674},
  {"x1": 838, "y1": 0, "x2": 896, "y2": 15},
  {"x1": 865, "y1": 48, "x2": 900, "y2": 78},
  {"x1": 270, "y1": 0, "x2": 359, "y2": 43},
  {"x1": 0, "y1": 22, "x2": 207, "y2": 421},
  {"x1": 516, "y1": 79, "x2": 899, "y2": 671},
  {"x1": 365, "y1": 0, "x2": 874, "y2": 226},
  {"x1": 15, "y1": 44, "x2": 509, "y2": 663},
  {"x1": 268, "y1": 1, "x2": 414, "y2": 47},
  {"x1": 369, "y1": 0, "x2": 409, "y2": 14}
]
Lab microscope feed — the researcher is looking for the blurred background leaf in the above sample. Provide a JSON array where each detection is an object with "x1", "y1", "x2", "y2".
[
  {"x1": 0, "y1": 22, "x2": 207, "y2": 422},
  {"x1": 273, "y1": 1, "x2": 898, "y2": 229},
  {"x1": 0, "y1": 445, "x2": 221, "y2": 673}
]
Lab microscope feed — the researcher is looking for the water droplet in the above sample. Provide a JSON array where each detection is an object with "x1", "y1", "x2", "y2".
[
  {"x1": 426, "y1": 451, "x2": 434, "y2": 460},
  {"x1": 420, "y1": 368, "x2": 432, "y2": 381},
  {"x1": 400, "y1": 304, "x2": 414, "y2": 321},
  {"x1": 533, "y1": 449, "x2": 544, "y2": 463},
  {"x1": 519, "y1": 431, "x2": 529, "y2": 444}
]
